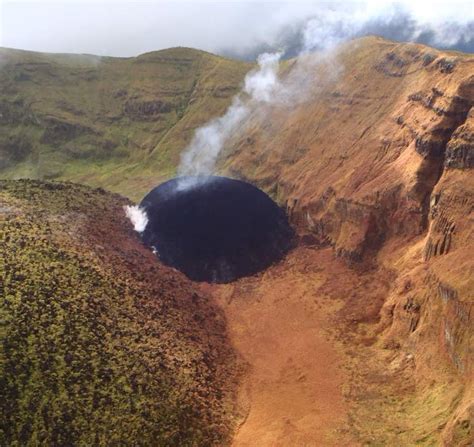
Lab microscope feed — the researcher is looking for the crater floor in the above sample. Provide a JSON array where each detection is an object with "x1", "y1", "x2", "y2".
[{"x1": 204, "y1": 246, "x2": 442, "y2": 446}]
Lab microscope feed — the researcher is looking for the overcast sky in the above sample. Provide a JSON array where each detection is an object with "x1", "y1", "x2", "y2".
[{"x1": 1, "y1": 1, "x2": 473, "y2": 59}]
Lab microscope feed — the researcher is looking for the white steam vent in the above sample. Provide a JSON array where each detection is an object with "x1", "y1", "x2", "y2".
[{"x1": 124, "y1": 205, "x2": 148, "y2": 233}]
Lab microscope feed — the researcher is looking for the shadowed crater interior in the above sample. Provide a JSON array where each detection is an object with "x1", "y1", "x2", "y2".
[{"x1": 140, "y1": 176, "x2": 294, "y2": 283}]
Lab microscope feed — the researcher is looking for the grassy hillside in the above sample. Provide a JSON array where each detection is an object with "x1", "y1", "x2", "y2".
[
  {"x1": 0, "y1": 47, "x2": 251, "y2": 200},
  {"x1": 0, "y1": 179, "x2": 239, "y2": 446}
]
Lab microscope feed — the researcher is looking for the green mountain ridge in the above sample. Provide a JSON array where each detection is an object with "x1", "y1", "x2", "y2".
[{"x1": 0, "y1": 46, "x2": 251, "y2": 200}]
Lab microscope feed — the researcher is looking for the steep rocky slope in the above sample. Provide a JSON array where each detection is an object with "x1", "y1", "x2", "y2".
[
  {"x1": 220, "y1": 36, "x2": 473, "y2": 445},
  {"x1": 0, "y1": 47, "x2": 250, "y2": 199},
  {"x1": 0, "y1": 180, "x2": 239, "y2": 446}
]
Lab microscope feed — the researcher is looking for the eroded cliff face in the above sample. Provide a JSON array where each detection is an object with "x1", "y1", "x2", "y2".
[{"x1": 221, "y1": 37, "x2": 473, "y2": 444}]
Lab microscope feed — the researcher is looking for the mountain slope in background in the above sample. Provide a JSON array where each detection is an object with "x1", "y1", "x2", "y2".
[
  {"x1": 1, "y1": 37, "x2": 473, "y2": 445},
  {"x1": 0, "y1": 47, "x2": 250, "y2": 200}
]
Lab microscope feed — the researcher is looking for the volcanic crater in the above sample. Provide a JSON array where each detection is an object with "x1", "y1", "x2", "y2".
[{"x1": 1, "y1": 37, "x2": 473, "y2": 447}]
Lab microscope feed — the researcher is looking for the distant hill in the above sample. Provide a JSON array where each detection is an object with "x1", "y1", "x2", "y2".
[{"x1": 0, "y1": 47, "x2": 251, "y2": 200}]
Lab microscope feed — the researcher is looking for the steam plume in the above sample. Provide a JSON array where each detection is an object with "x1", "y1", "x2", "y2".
[
  {"x1": 177, "y1": 52, "x2": 281, "y2": 182},
  {"x1": 173, "y1": 1, "x2": 473, "y2": 191},
  {"x1": 175, "y1": 8, "x2": 354, "y2": 182},
  {"x1": 124, "y1": 205, "x2": 148, "y2": 233}
]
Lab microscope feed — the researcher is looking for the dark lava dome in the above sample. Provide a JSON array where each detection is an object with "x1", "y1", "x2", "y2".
[{"x1": 140, "y1": 176, "x2": 294, "y2": 283}]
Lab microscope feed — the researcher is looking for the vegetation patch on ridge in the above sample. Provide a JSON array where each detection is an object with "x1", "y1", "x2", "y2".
[{"x1": 0, "y1": 179, "x2": 239, "y2": 446}]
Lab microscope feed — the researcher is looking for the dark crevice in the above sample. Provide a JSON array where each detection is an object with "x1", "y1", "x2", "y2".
[{"x1": 418, "y1": 103, "x2": 471, "y2": 230}]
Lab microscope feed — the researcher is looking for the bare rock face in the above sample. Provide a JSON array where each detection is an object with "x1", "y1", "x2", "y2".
[
  {"x1": 123, "y1": 98, "x2": 173, "y2": 120},
  {"x1": 445, "y1": 107, "x2": 474, "y2": 169},
  {"x1": 223, "y1": 39, "x2": 473, "y2": 263},
  {"x1": 40, "y1": 115, "x2": 98, "y2": 144}
]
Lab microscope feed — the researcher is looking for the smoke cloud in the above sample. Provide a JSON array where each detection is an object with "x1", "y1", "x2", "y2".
[
  {"x1": 177, "y1": 52, "x2": 282, "y2": 183},
  {"x1": 124, "y1": 205, "x2": 148, "y2": 233},
  {"x1": 219, "y1": 2, "x2": 474, "y2": 60}
]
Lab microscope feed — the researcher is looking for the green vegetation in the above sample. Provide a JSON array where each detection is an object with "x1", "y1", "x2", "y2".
[
  {"x1": 0, "y1": 47, "x2": 251, "y2": 201},
  {"x1": 0, "y1": 179, "x2": 238, "y2": 446}
]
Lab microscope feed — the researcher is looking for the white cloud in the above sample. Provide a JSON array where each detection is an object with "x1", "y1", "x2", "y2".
[{"x1": 1, "y1": 2, "x2": 472, "y2": 57}]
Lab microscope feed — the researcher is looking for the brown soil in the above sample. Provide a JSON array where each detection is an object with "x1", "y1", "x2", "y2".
[
  {"x1": 205, "y1": 240, "x2": 471, "y2": 446},
  {"x1": 204, "y1": 247, "x2": 356, "y2": 446}
]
